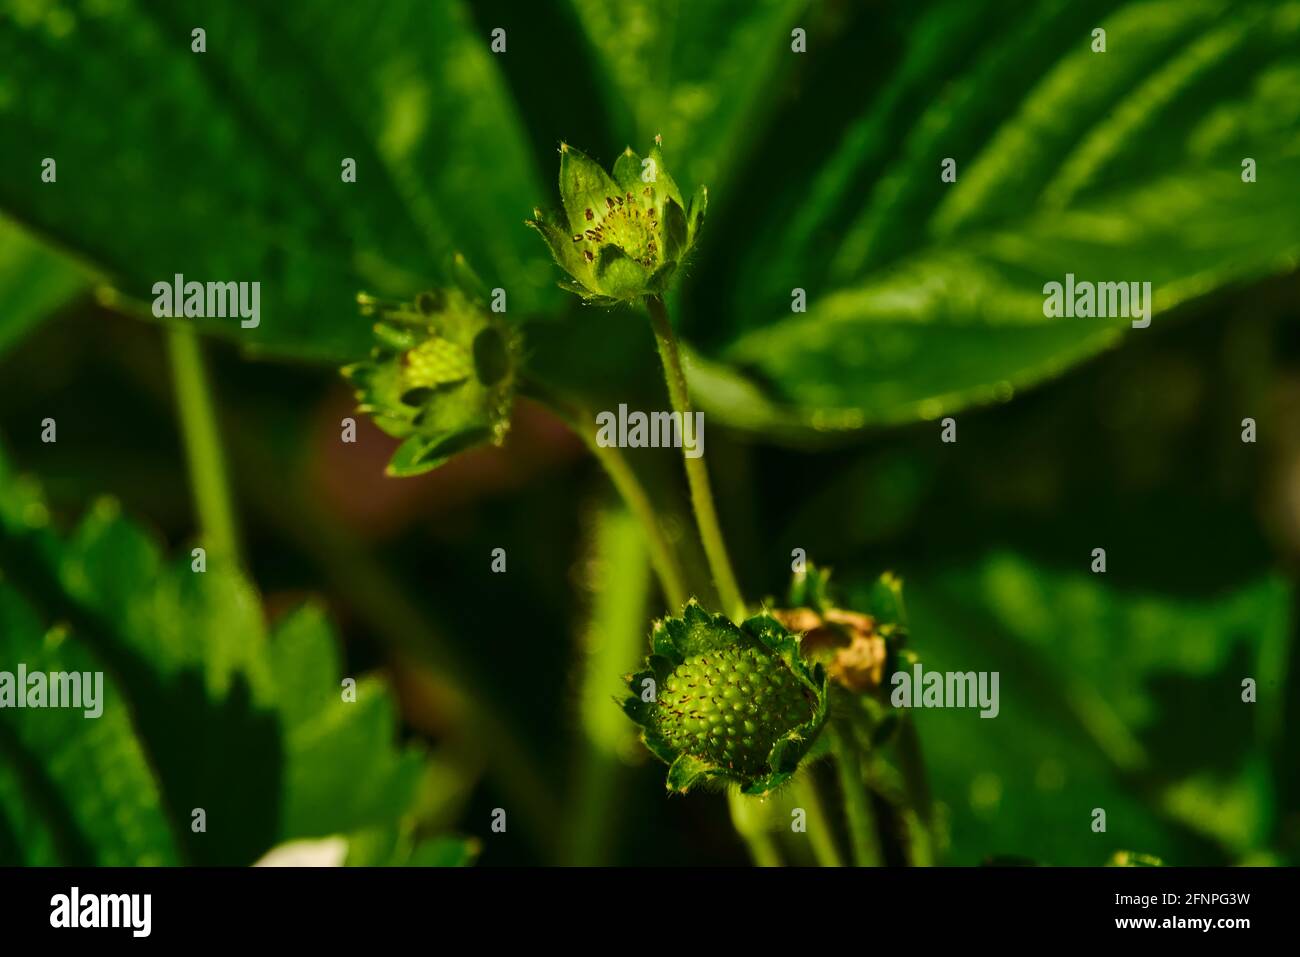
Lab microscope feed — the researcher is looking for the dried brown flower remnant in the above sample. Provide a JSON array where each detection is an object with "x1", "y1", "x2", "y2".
[{"x1": 776, "y1": 606, "x2": 887, "y2": 693}]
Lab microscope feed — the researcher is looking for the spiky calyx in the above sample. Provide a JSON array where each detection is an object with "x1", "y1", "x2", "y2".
[
  {"x1": 526, "y1": 139, "x2": 706, "y2": 305},
  {"x1": 623, "y1": 601, "x2": 828, "y2": 795}
]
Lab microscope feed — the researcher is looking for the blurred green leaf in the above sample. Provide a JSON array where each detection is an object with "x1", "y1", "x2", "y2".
[
  {"x1": 268, "y1": 604, "x2": 426, "y2": 840},
  {"x1": 405, "y1": 834, "x2": 480, "y2": 867},
  {"x1": 882, "y1": 551, "x2": 1291, "y2": 863},
  {"x1": 0, "y1": 0, "x2": 553, "y2": 361},
  {"x1": 697, "y1": 0, "x2": 1300, "y2": 435},
  {"x1": 0, "y1": 582, "x2": 179, "y2": 866},
  {"x1": 569, "y1": 0, "x2": 807, "y2": 196},
  {"x1": 0, "y1": 214, "x2": 85, "y2": 356},
  {"x1": 0, "y1": 448, "x2": 439, "y2": 865}
]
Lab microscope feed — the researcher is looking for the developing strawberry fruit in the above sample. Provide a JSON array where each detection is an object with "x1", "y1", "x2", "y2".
[{"x1": 623, "y1": 601, "x2": 828, "y2": 795}]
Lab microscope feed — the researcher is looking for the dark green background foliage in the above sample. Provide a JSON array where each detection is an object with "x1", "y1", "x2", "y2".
[{"x1": 0, "y1": 0, "x2": 1297, "y2": 864}]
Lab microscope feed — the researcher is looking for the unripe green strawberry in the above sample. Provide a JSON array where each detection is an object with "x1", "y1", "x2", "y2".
[
  {"x1": 656, "y1": 646, "x2": 814, "y2": 778},
  {"x1": 623, "y1": 601, "x2": 828, "y2": 795}
]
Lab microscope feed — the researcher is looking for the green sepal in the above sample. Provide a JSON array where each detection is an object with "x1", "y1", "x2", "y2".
[
  {"x1": 525, "y1": 207, "x2": 593, "y2": 289},
  {"x1": 742, "y1": 611, "x2": 830, "y2": 793},
  {"x1": 666, "y1": 753, "x2": 713, "y2": 794},
  {"x1": 646, "y1": 653, "x2": 676, "y2": 685},
  {"x1": 559, "y1": 143, "x2": 620, "y2": 234},
  {"x1": 612, "y1": 146, "x2": 644, "y2": 193},
  {"x1": 865, "y1": 571, "x2": 907, "y2": 629},
  {"x1": 369, "y1": 321, "x2": 421, "y2": 353},
  {"x1": 647, "y1": 261, "x2": 678, "y2": 293},
  {"x1": 686, "y1": 184, "x2": 708, "y2": 245},
  {"x1": 787, "y1": 563, "x2": 907, "y2": 634},
  {"x1": 387, "y1": 435, "x2": 441, "y2": 477},
  {"x1": 648, "y1": 141, "x2": 684, "y2": 210},
  {"x1": 662, "y1": 197, "x2": 688, "y2": 264},
  {"x1": 649, "y1": 598, "x2": 733, "y2": 661},
  {"x1": 385, "y1": 427, "x2": 493, "y2": 477},
  {"x1": 620, "y1": 672, "x2": 654, "y2": 723},
  {"x1": 594, "y1": 244, "x2": 648, "y2": 299},
  {"x1": 788, "y1": 563, "x2": 835, "y2": 613},
  {"x1": 449, "y1": 252, "x2": 490, "y2": 302}
]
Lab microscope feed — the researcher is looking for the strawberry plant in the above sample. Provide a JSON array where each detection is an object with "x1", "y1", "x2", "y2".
[{"x1": 0, "y1": 0, "x2": 1298, "y2": 868}]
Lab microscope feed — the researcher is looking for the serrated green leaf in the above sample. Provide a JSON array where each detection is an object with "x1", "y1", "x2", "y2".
[
  {"x1": 0, "y1": 446, "x2": 438, "y2": 865},
  {"x1": 277, "y1": 675, "x2": 425, "y2": 839},
  {"x1": 0, "y1": 584, "x2": 179, "y2": 866}
]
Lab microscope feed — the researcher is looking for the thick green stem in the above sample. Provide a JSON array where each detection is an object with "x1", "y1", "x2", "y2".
[
  {"x1": 645, "y1": 296, "x2": 745, "y2": 621},
  {"x1": 522, "y1": 388, "x2": 688, "y2": 611},
  {"x1": 166, "y1": 327, "x2": 240, "y2": 562},
  {"x1": 829, "y1": 723, "x2": 881, "y2": 866},
  {"x1": 794, "y1": 775, "x2": 844, "y2": 867},
  {"x1": 727, "y1": 788, "x2": 783, "y2": 867}
]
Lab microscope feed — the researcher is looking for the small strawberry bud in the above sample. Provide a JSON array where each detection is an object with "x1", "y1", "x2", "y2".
[{"x1": 526, "y1": 138, "x2": 706, "y2": 305}]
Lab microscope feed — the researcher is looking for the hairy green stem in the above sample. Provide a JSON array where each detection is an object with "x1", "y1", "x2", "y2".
[
  {"x1": 645, "y1": 296, "x2": 745, "y2": 622},
  {"x1": 794, "y1": 774, "x2": 844, "y2": 867},
  {"x1": 565, "y1": 503, "x2": 652, "y2": 864},
  {"x1": 829, "y1": 723, "x2": 881, "y2": 866},
  {"x1": 522, "y1": 387, "x2": 688, "y2": 611},
  {"x1": 727, "y1": 788, "x2": 783, "y2": 867},
  {"x1": 166, "y1": 327, "x2": 240, "y2": 562}
]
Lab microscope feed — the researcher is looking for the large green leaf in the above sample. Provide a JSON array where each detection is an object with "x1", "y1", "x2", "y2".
[
  {"x1": 0, "y1": 0, "x2": 552, "y2": 361},
  {"x1": 881, "y1": 552, "x2": 1291, "y2": 864},
  {"x1": 0, "y1": 449, "x2": 440, "y2": 865},
  {"x1": 694, "y1": 0, "x2": 1300, "y2": 435}
]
